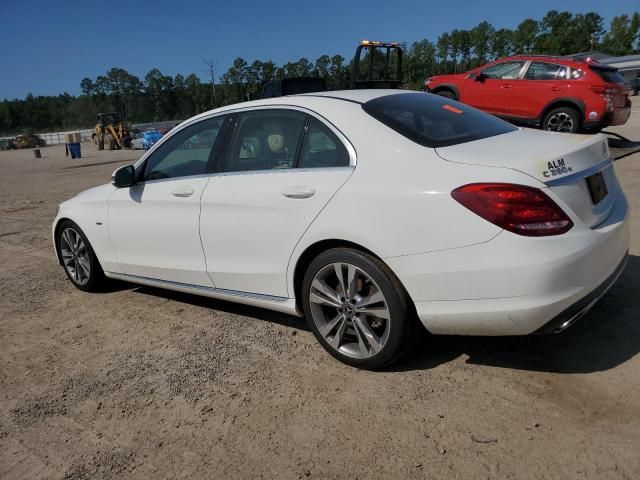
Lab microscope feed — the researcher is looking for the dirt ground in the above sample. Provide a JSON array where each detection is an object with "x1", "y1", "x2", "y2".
[{"x1": 1, "y1": 101, "x2": 639, "y2": 480}]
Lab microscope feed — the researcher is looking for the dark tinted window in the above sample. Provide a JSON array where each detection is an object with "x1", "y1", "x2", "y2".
[
  {"x1": 298, "y1": 118, "x2": 350, "y2": 168},
  {"x1": 524, "y1": 62, "x2": 569, "y2": 80},
  {"x1": 142, "y1": 116, "x2": 225, "y2": 181},
  {"x1": 227, "y1": 110, "x2": 306, "y2": 172},
  {"x1": 363, "y1": 93, "x2": 517, "y2": 148},
  {"x1": 591, "y1": 66, "x2": 626, "y2": 85}
]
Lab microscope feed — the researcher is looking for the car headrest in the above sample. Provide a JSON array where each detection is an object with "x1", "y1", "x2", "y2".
[
  {"x1": 239, "y1": 137, "x2": 262, "y2": 159},
  {"x1": 267, "y1": 134, "x2": 285, "y2": 153}
]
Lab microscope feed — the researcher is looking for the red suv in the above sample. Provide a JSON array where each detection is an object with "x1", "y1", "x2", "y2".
[{"x1": 424, "y1": 56, "x2": 631, "y2": 133}]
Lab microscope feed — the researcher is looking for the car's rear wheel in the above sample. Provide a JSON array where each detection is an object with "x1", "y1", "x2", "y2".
[
  {"x1": 301, "y1": 248, "x2": 414, "y2": 369},
  {"x1": 543, "y1": 107, "x2": 580, "y2": 133},
  {"x1": 57, "y1": 220, "x2": 106, "y2": 292},
  {"x1": 435, "y1": 90, "x2": 456, "y2": 99}
]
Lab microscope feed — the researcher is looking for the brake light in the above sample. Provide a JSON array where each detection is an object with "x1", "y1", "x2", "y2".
[
  {"x1": 451, "y1": 183, "x2": 573, "y2": 236},
  {"x1": 588, "y1": 85, "x2": 616, "y2": 111}
]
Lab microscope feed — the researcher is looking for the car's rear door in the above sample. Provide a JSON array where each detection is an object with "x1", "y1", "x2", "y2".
[
  {"x1": 199, "y1": 107, "x2": 355, "y2": 298},
  {"x1": 510, "y1": 61, "x2": 569, "y2": 119},
  {"x1": 462, "y1": 61, "x2": 526, "y2": 115}
]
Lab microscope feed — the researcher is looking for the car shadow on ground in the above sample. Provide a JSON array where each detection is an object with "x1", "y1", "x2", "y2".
[{"x1": 122, "y1": 255, "x2": 639, "y2": 375}]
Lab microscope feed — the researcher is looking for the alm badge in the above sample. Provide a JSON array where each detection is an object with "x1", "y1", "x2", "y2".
[{"x1": 542, "y1": 158, "x2": 573, "y2": 178}]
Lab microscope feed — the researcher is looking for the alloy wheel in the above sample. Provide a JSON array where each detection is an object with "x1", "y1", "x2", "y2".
[
  {"x1": 308, "y1": 262, "x2": 391, "y2": 359},
  {"x1": 60, "y1": 228, "x2": 91, "y2": 285},
  {"x1": 546, "y1": 112, "x2": 574, "y2": 133}
]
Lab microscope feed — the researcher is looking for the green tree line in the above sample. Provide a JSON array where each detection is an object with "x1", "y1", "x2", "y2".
[{"x1": 1, "y1": 10, "x2": 638, "y2": 136}]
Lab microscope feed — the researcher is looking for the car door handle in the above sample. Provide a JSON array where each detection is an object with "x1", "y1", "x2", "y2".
[
  {"x1": 282, "y1": 185, "x2": 316, "y2": 199},
  {"x1": 550, "y1": 86, "x2": 562, "y2": 92},
  {"x1": 171, "y1": 186, "x2": 195, "y2": 197},
  {"x1": 501, "y1": 84, "x2": 512, "y2": 89}
]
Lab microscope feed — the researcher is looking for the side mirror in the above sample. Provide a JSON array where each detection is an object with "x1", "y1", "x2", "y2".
[
  {"x1": 112, "y1": 164, "x2": 135, "y2": 188},
  {"x1": 475, "y1": 72, "x2": 487, "y2": 82}
]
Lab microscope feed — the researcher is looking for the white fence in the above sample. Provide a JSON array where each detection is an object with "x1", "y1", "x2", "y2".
[{"x1": 1, "y1": 121, "x2": 180, "y2": 146}]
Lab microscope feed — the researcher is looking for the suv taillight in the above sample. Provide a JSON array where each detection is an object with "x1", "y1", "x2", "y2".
[
  {"x1": 588, "y1": 85, "x2": 616, "y2": 111},
  {"x1": 451, "y1": 183, "x2": 573, "y2": 236}
]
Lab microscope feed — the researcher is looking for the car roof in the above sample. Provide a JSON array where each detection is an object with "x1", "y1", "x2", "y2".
[
  {"x1": 500, "y1": 55, "x2": 583, "y2": 66},
  {"x1": 184, "y1": 89, "x2": 412, "y2": 124}
]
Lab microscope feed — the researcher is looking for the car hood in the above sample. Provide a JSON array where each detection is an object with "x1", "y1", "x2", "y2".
[{"x1": 61, "y1": 183, "x2": 115, "y2": 207}]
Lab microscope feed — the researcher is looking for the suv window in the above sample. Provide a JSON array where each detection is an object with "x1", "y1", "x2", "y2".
[
  {"x1": 363, "y1": 93, "x2": 517, "y2": 148},
  {"x1": 142, "y1": 116, "x2": 226, "y2": 181},
  {"x1": 481, "y1": 61, "x2": 526, "y2": 80},
  {"x1": 298, "y1": 118, "x2": 350, "y2": 168},
  {"x1": 227, "y1": 110, "x2": 306, "y2": 172},
  {"x1": 590, "y1": 66, "x2": 626, "y2": 85},
  {"x1": 524, "y1": 62, "x2": 569, "y2": 81}
]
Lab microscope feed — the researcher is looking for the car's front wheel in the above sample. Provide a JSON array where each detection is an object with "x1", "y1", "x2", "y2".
[
  {"x1": 57, "y1": 220, "x2": 106, "y2": 292},
  {"x1": 301, "y1": 248, "x2": 414, "y2": 369}
]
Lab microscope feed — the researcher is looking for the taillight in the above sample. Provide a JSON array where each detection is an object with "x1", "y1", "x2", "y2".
[
  {"x1": 588, "y1": 85, "x2": 616, "y2": 111},
  {"x1": 451, "y1": 183, "x2": 573, "y2": 236}
]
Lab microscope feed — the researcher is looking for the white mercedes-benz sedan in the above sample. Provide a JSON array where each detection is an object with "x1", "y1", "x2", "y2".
[{"x1": 53, "y1": 90, "x2": 629, "y2": 369}]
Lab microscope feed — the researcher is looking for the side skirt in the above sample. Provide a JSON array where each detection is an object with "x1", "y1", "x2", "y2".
[{"x1": 104, "y1": 271, "x2": 302, "y2": 317}]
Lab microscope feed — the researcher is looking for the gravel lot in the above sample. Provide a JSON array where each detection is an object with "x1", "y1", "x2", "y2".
[{"x1": 1, "y1": 102, "x2": 639, "y2": 479}]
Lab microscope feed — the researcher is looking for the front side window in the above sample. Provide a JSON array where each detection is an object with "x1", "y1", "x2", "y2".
[
  {"x1": 482, "y1": 61, "x2": 526, "y2": 80},
  {"x1": 524, "y1": 62, "x2": 569, "y2": 81},
  {"x1": 363, "y1": 92, "x2": 517, "y2": 148},
  {"x1": 298, "y1": 118, "x2": 350, "y2": 168},
  {"x1": 227, "y1": 110, "x2": 306, "y2": 172},
  {"x1": 142, "y1": 116, "x2": 226, "y2": 181}
]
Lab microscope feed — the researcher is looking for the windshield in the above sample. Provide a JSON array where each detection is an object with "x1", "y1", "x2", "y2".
[
  {"x1": 591, "y1": 66, "x2": 626, "y2": 85},
  {"x1": 362, "y1": 93, "x2": 517, "y2": 148}
]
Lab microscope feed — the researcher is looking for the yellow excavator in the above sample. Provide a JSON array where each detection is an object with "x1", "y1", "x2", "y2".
[{"x1": 92, "y1": 112, "x2": 132, "y2": 150}]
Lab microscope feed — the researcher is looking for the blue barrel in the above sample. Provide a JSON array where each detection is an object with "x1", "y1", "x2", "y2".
[{"x1": 66, "y1": 143, "x2": 81, "y2": 159}]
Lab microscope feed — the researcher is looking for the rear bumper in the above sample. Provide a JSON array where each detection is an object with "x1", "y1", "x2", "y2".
[
  {"x1": 385, "y1": 189, "x2": 629, "y2": 336},
  {"x1": 533, "y1": 253, "x2": 627, "y2": 333},
  {"x1": 584, "y1": 105, "x2": 631, "y2": 130}
]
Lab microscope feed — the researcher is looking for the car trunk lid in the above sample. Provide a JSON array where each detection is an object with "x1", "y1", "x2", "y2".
[{"x1": 435, "y1": 128, "x2": 617, "y2": 228}]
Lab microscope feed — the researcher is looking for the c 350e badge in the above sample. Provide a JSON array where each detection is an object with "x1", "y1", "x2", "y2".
[{"x1": 542, "y1": 158, "x2": 573, "y2": 178}]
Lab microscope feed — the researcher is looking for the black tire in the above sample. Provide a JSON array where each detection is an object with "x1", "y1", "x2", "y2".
[
  {"x1": 542, "y1": 106, "x2": 580, "y2": 133},
  {"x1": 120, "y1": 136, "x2": 132, "y2": 149},
  {"x1": 105, "y1": 133, "x2": 116, "y2": 150},
  {"x1": 56, "y1": 220, "x2": 106, "y2": 292},
  {"x1": 95, "y1": 133, "x2": 104, "y2": 150},
  {"x1": 301, "y1": 248, "x2": 415, "y2": 370},
  {"x1": 435, "y1": 89, "x2": 456, "y2": 99}
]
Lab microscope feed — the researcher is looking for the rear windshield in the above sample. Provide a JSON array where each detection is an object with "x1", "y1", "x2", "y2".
[
  {"x1": 362, "y1": 93, "x2": 517, "y2": 148},
  {"x1": 590, "y1": 66, "x2": 626, "y2": 85}
]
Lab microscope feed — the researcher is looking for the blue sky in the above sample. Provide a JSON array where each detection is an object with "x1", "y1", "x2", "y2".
[{"x1": 0, "y1": 0, "x2": 638, "y2": 100}]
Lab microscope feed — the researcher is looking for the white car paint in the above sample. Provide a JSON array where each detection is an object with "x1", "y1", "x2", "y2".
[{"x1": 53, "y1": 89, "x2": 629, "y2": 336}]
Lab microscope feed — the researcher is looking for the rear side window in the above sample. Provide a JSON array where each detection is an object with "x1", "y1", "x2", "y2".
[
  {"x1": 524, "y1": 62, "x2": 569, "y2": 81},
  {"x1": 363, "y1": 93, "x2": 517, "y2": 148},
  {"x1": 298, "y1": 118, "x2": 350, "y2": 168},
  {"x1": 590, "y1": 67, "x2": 626, "y2": 85},
  {"x1": 227, "y1": 110, "x2": 306, "y2": 172}
]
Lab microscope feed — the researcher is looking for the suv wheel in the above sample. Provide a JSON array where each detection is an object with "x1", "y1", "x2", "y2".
[
  {"x1": 301, "y1": 248, "x2": 415, "y2": 369},
  {"x1": 543, "y1": 107, "x2": 580, "y2": 133},
  {"x1": 435, "y1": 90, "x2": 456, "y2": 99}
]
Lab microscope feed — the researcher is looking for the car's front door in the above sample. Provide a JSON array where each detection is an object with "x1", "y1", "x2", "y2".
[
  {"x1": 199, "y1": 108, "x2": 355, "y2": 298},
  {"x1": 108, "y1": 115, "x2": 228, "y2": 286},
  {"x1": 462, "y1": 61, "x2": 526, "y2": 115},
  {"x1": 510, "y1": 61, "x2": 569, "y2": 119}
]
